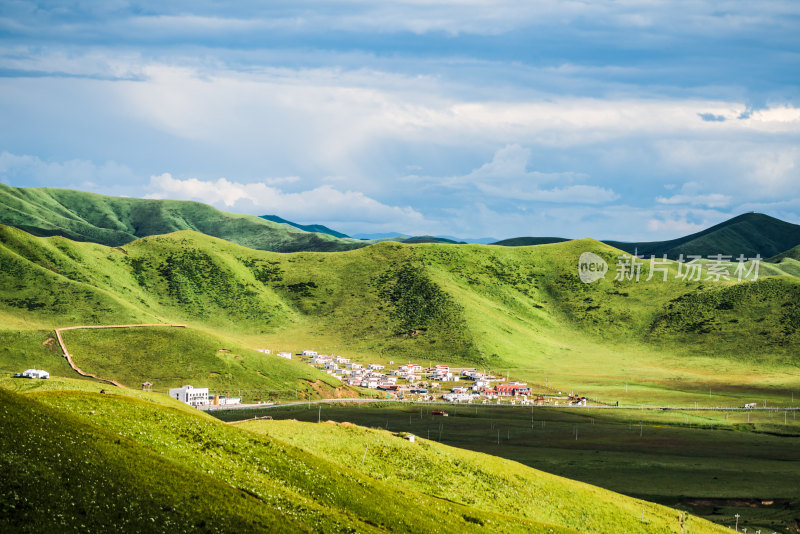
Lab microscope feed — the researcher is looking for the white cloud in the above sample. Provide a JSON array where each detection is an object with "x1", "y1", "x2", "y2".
[
  {"x1": 654, "y1": 141, "x2": 800, "y2": 200},
  {"x1": 481, "y1": 184, "x2": 619, "y2": 204},
  {"x1": 146, "y1": 173, "x2": 427, "y2": 228},
  {"x1": 0, "y1": 151, "x2": 136, "y2": 187},
  {"x1": 646, "y1": 217, "x2": 705, "y2": 235},
  {"x1": 413, "y1": 144, "x2": 618, "y2": 205},
  {"x1": 656, "y1": 193, "x2": 731, "y2": 208}
]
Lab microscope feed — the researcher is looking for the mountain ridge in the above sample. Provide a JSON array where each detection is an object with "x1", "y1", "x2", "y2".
[
  {"x1": 492, "y1": 213, "x2": 800, "y2": 259},
  {"x1": 260, "y1": 214, "x2": 351, "y2": 239},
  {"x1": 2, "y1": 185, "x2": 800, "y2": 259},
  {"x1": 0, "y1": 184, "x2": 365, "y2": 253}
]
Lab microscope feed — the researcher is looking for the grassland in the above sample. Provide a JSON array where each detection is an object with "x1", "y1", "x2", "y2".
[
  {"x1": 2, "y1": 208, "x2": 799, "y2": 532},
  {"x1": 219, "y1": 402, "x2": 800, "y2": 533},
  {"x1": 1, "y1": 380, "x2": 729, "y2": 533},
  {"x1": 59, "y1": 326, "x2": 350, "y2": 401},
  {"x1": 2, "y1": 223, "x2": 799, "y2": 406}
]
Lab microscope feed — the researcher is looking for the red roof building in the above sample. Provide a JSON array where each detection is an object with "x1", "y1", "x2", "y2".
[{"x1": 497, "y1": 383, "x2": 532, "y2": 396}]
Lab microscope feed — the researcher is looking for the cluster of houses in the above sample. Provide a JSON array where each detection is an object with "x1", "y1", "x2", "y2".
[
  {"x1": 304, "y1": 351, "x2": 396, "y2": 389},
  {"x1": 301, "y1": 352, "x2": 542, "y2": 403}
]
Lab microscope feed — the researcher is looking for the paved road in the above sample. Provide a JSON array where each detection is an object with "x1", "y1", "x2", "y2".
[{"x1": 204, "y1": 397, "x2": 800, "y2": 412}]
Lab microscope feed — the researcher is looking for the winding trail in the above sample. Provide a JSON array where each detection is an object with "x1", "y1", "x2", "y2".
[{"x1": 54, "y1": 324, "x2": 187, "y2": 389}]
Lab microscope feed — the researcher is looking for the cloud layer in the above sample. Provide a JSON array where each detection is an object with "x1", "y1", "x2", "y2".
[{"x1": 0, "y1": 1, "x2": 798, "y2": 240}]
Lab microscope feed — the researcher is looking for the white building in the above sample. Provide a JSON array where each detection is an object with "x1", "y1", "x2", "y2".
[
  {"x1": 302, "y1": 350, "x2": 318, "y2": 356},
  {"x1": 368, "y1": 363, "x2": 385, "y2": 370},
  {"x1": 169, "y1": 385, "x2": 209, "y2": 407},
  {"x1": 255, "y1": 349, "x2": 271, "y2": 354},
  {"x1": 277, "y1": 352, "x2": 292, "y2": 359},
  {"x1": 15, "y1": 369, "x2": 49, "y2": 379}
]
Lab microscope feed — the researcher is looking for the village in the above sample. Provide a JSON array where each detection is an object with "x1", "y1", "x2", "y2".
[
  {"x1": 155, "y1": 347, "x2": 593, "y2": 409},
  {"x1": 299, "y1": 350, "x2": 589, "y2": 406},
  {"x1": 8, "y1": 353, "x2": 592, "y2": 409}
]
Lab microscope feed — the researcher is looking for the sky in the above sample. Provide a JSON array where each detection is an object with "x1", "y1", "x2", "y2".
[{"x1": 1, "y1": 1, "x2": 799, "y2": 241}]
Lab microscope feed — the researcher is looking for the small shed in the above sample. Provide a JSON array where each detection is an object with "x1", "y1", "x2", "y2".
[{"x1": 142, "y1": 381, "x2": 153, "y2": 392}]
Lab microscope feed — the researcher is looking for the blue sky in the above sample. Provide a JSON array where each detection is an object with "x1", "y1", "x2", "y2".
[{"x1": 1, "y1": 1, "x2": 799, "y2": 240}]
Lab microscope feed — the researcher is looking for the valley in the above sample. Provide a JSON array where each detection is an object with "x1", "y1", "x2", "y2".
[{"x1": 2, "y1": 194, "x2": 800, "y2": 532}]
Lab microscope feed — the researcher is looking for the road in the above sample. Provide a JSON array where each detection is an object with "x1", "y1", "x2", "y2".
[{"x1": 203, "y1": 397, "x2": 800, "y2": 412}]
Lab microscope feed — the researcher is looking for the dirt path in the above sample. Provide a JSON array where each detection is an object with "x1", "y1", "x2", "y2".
[{"x1": 54, "y1": 324, "x2": 187, "y2": 389}]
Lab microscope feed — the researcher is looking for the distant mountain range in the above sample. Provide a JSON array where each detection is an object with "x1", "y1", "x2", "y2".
[
  {"x1": 259, "y1": 215, "x2": 351, "y2": 239},
  {"x1": 1, "y1": 185, "x2": 800, "y2": 260},
  {"x1": 491, "y1": 213, "x2": 800, "y2": 260},
  {"x1": 603, "y1": 213, "x2": 800, "y2": 260},
  {"x1": 0, "y1": 185, "x2": 364, "y2": 253}
]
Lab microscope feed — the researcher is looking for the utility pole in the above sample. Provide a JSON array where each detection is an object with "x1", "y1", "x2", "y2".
[
  {"x1": 318, "y1": 405, "x2": 321, "y2": 423},
  {"x1": 734, "y1": 513, "x2": 740, "y2": 531}
]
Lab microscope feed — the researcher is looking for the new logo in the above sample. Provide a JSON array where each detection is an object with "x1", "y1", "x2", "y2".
[{"x1": 578, "y1": 252, "x2": 608, "y2": 283}]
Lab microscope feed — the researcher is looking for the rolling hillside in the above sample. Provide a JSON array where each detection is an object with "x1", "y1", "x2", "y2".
[
  {"x1": 604, "y1": 213, "x2": 800, "y2": 259},
  {"x1": 0, "y1": 184, "x2": 365, "y2": 252},
  {"x1": 2, "y1": 224, "x2": 799, "y2": 406},
  {"x1": 494, "y1": 213, "x2": 800, "y2": 260},
  {"x1": 0, "y1": 381, "x2": 727, "y2": 533}
]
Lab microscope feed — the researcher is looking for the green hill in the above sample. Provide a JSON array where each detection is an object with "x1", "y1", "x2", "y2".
[
  {"x1": 260, "y1": 214, "x2": 351, "y2": 239},
  {"x1": 0, "y1": 381, "x2": 727, "y2": 533},
  {"x1": 769, "y1": 244, "x2": 800, "y2": 262},
  {"x1": 2, "y1": 224, "x2": 799, "y2": 407},
  {"x1": 0, "y1": 184, "x2": 366, "y2": 252},
  {"x1": 493, "y1": 213, "x2": 800, "y2": 260},
  {"x1": 604, "y1": 213, "x2": 800, "y2": 259}
]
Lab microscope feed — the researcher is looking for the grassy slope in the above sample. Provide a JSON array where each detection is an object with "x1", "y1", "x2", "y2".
[
  {"x1": 232, "y1": 402, "x2": 800, "y2": 533},
  {"x1": 2, "y1": 225, "x2": 799, "y2": 405},
  {"x1": 242, "y1": 418, "x2": 726, "y2": 534},
  {"x1": 603, "y1": 212, "x2": 800, "y2": 259},
  {"x1": 59, "y1": 326, "x2": 346, "y2": 400},
  {"x1": 496, "y1": 213, "x2": 800, "y2": 260},
  {"x1": 0, "y1": 387, "x2": 295, "y2": 533},
  {"x1": 0, "y1": 184, "x2": 365, "y2": 252},
  {"x1": 0, "y1": 381, "x2": 727, "y2": 533},
  {"x1": 769, "y1": 243, "x2": 800, "y2": 262}
]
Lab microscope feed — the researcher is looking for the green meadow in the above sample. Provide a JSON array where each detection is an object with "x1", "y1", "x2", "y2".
[
  {"x1": 0, "y1": 380, "x2": 729, "y2": 533},
  {"x1": 1, "y1": 221, "x2": 799, "y2": 531},
  {"x1": 2, "y1": 223, "x2": 798, "y2": 406},
  {"x1": 217, "y1": 402, "x2": 800, "y2": 533}
]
